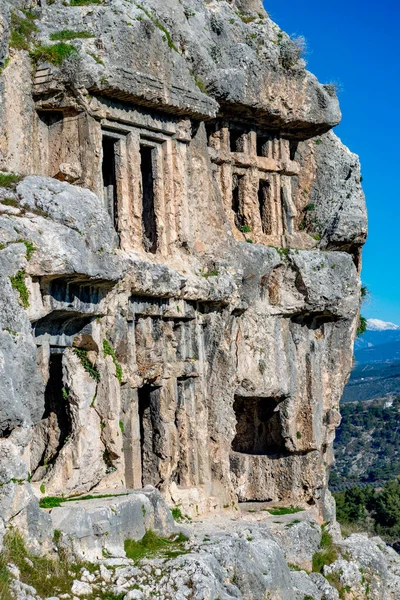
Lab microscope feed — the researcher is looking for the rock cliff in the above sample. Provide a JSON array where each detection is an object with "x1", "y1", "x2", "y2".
[{"x1": 0, "y1": 0, "x2": 372, "y2": 598}]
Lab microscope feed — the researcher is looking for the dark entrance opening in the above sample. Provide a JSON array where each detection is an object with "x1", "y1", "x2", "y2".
[
  {"x1": 289, "y1": 140, "x2": 299, "y2": 161},
  {"x1": 39, "y1": 350, "x2": 72, "y2": 467},
  {"x1": 140, "y1": 145, "x2": 157, "y2": 253},
  {"x1": 229, "y1": 129, "x2": 246, "y2": 153},
  {"x1": 232, "y1": 174, "x2": 245, "y2": 230},
  {"x1": 256, "y1": 134, "x2": 270, "y2": 157},
  {"x1": 258, "y1": 179, "x2": 272, "y2": 234},
  {"x1": 102, "y1": 136, "x2": 118, "y2": 230},
  {"x1": 37, "y1": 110, "x2": 64, "y2": 128},
  {"x1": 138, "y1": 384, "x2": 160, "y2": 486},
  {"x1": 231, "y1": 396, "x2": 286, "y2": 455}
]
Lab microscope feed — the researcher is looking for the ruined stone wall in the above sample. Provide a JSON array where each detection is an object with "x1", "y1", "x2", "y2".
[{"x1": 0, "y1": 0, "x2": 367, "y2": 542}]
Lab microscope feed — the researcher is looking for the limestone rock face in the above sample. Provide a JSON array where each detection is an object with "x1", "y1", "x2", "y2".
[{"x1": 0, "y1": 0, "x2": 366, "y2": 563}]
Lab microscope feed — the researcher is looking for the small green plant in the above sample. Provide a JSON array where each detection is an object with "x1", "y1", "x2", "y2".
[
  {"x1": 171, "y1": 506, "x2": 183, "y2": 521},
  {"x1": 193, "y1": 74, "x2": 207, "y2": 92},
  {"x1": 296, "y1": 431, "x2": 302, "y2": 439},
  {"x1": 103, "y1": 339, "x2": 123, "y2": 384},
  {"x1": 61, "y1": 387, "x2": 69, "y2": 401},
  {"x1": 312, "y1": 528, "x2": 338, "y2": 573},
  {"x1": 236, "y1": 11, "x2": 256, "y2": 24},
  {"x1": 73, "y1": 347, "x2": 100, "y2": 382},
  {"x1": 356, "y1": 315, "x2": 367, "y2": 337},
  {"x1": 311, "y1": 233, "x2": 321, "y2": 241},
  {"x1": 305, "y1": 203, "x2": 315, "y2": 211},
  {"x1": 200, "y1": 267, "x2": 219, "y2": 278},
  {"x1": 9, "y1": 270, "x2": 29, "y2": 308},
  {"x1": 9, "y1": 10, "x2": 39, "y2": 51},
  {"x1": 265, "y1": 505, "x2": 304, "y2": 516},
  {"x1": 40, "y1": 492, "x2": 128, "y2": 508},
  {"x1": 50, "y1": 29, "x2": 94, "y2": 41},
  {"x1": 40, "y1": 483, "x2": 46, "y2": 494},
  {"x1": 0, "y1": 173, "x2": 23, "y2": 188},
  {"x1": 275, "y1": 247, "x2": 290, "y2": 261},
  {"x1": 288, "y1": 563, "x2": 302, "y2": 571},
  {"x1": 30, "y1": 43, "x2": 77, "y2": 66},
  {"x1": 119, "y1": 420, "x2": 125, "y2": 434},
  {"x1": 19, "y1": 240, "x2": 35, "y2": 260},
  {"x1": 0, "y1": 56, "x2": 11, "y2": 75},
  {"x1": 315, "y1": 139, "x2": 322, "y2": 145},
  {"x1": 361, "y1": 284, "x2": 369, "y2": 298},
  {"x1": 240, "y1": 225, "x2": 252, "y2": 233},
  {"x1": 124, "y1": 530, "x2": 189, "y2": 562}
]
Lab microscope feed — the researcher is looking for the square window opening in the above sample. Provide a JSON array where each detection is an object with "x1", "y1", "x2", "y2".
[
  {"x1": 232, "y1": 395, "x2": 286, "y2": 455},
  {"x1": 229, "y1": 129, "x2": 246, "y2": 153},
  {"x1": 256, "y1": 135, "x2": 270, "y2": 157}
]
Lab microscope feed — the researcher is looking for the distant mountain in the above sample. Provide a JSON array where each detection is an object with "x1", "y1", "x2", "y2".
[
  {"x1": 366, "y1": 318, "x2": 400, "y2": 331},
  {"x1": 354, "y1": 321, "x2": 400, "y2": 353}
]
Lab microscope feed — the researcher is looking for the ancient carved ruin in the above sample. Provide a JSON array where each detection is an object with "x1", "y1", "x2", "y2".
[{"x1": 0, "y1": 0, "x2": 368, "y2": 578}]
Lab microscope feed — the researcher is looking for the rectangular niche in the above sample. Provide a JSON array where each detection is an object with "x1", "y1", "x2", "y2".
[
  {"x1": 232, "y1": 173, "x2": 246, "y2": 230},
  {"x1": 34, "y1": 111, "x2": 64, "y2": 178},
  {"x1": 102, "y1": 135, "x2": 119, "y2": 229},
  {"x1": 140, "y1": 144, "x2": 158, "y2": 253},
  {"x1": 258, "y1": 178, "x2": 272, "y2": 235},
  {"x1": 101, "y1": 130, "x2": 126, "y2": 236},
  {"x1": 232, "y1": 396, "x2": 286, "y2": 455},
  {"x1": 256, "y1": 134, "x2": 271, "y2": 157},
  {"x1": 229, "y1": 128, "x2": 247, "y2": 153},
  {"x1": 138, "y1": 384, "x2": 161, "y2": 487}
]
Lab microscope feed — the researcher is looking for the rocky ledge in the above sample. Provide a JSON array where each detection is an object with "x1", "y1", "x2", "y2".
[{"x1": 3, "y1": 490, "x2": 400, "y2": 600}]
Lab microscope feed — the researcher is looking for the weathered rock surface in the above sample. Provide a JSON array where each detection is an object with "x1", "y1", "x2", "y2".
[
  {"x1": 5, "y1": 502, "x2": 400, "y2": 599},
  {"x1": 50, "y1": 487, "x2": 176, "y2": 560}
]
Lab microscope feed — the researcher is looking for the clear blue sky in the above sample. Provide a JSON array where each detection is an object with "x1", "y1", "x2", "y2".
[{"x1": 264, "y1": 1, "x2": 400, "y2": 324}]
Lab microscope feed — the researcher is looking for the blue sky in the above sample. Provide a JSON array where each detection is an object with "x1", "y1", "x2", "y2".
[{"x1": 264, "y1": 0, "x2": 399, "y2": 324}]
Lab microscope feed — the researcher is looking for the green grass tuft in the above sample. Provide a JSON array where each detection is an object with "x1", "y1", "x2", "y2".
[
  {"x1": 124, "y1": 530, "x2": 189, "y2": 562},
  {"x1": 0, "y1": 173, "x2": 23, "y2": 188},
  {"x1": 265, "y1": 505, "x2": 305, "y2": 516},
  {"x1": 9, "y1": 11, "x2": 39, "y2": 51},
  {"x1": 0, "y1": 529, "x2": 125, "y2": 599},
  {"x1": 357, "y1": 314, "x2": 367, "y2": 337},
  {"x1": 9, "y1": 270, "x2": 29, "y2": 308},
  {"x1": 49, "y1": 29, "x2": 94, "y2": 41},
  {"x1": 171, "y1": 506, "x2": 183, "y2": 521},
  {"x1": 312, "y1": 526, "x2": 338, "y2": 573},
  {"x1": 30, "y1": 43, "x2": 77, "y2": 66},
  {"x1": 39, "y1": 492, "x2": 128, "y2": 508},
  {"x1": 18, "y1": 240, "x2": 35, "y2": 260}
]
